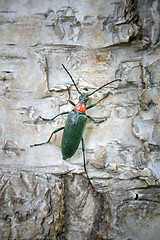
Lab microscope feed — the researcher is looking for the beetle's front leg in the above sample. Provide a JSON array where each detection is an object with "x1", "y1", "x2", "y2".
[
  {"x1": 40, "y1": 112, "x2": 69, "y2": 121},
  {"x1": 86, "y1": 92, "x2": 112, "y2": 110},
  {"x1": 67, "y1": 86, "x2": 76, "y2": 106},
  {"x1": 30, "y1": 127, "x2": 64, "y2": 147},
  {"x1": 86, "y1": 115, "x2": 106, "y2": 124}
]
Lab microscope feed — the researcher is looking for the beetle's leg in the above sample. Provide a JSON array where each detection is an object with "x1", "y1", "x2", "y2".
[
  {"x1": 87, "y1": 79, "x2": 121, "y2": 97},
  {"x1": 30, "y1": 127, "x2": 64, "y2": 147},
  {"x1": 81, "y1": 137, "x2": 91, "y2": 183},
  {"x1": 69, "y1": 100, "x2": 75, "y2": 106},
  {"x1": 62, "y1": 64, "x2": 82, "y2": 95},
  {"x1": 86, "y1": 92, "x2": 112, "y2": 110},
  {"x1": 86, "y1": 115, "x2": 106, "y2": 124},
  {"x1": 67, "y1": 86, "x2": 76, "y2": 106},
  {"x1": 40, "y1": 112, "x2": 69, "y2": 121}
]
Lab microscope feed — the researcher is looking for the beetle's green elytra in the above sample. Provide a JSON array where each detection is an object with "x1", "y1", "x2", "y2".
[{"x1": 61, "y1": 110, "x2": 87, "y2": 160}]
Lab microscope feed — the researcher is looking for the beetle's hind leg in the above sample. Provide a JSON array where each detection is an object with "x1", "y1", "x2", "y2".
[
  {"x1": 81, "y1": 137, "x2": 91, "y2": 183},
  {"x1": 30, "y1": 127, "x2": 64, "y2": 147}
]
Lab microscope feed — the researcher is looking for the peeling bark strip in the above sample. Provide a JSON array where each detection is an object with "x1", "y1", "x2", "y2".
[
  {"x1": 0, "y1": 0, "x2": 160, "y2": 239},
  {"x1": 0, "y1": 170, "x2": 65, "y2": 239}
]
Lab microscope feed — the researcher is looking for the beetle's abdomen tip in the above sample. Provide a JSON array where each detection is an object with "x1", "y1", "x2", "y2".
[{"x1": 62, "y1": 155, "x2": 67, "y2": 160}]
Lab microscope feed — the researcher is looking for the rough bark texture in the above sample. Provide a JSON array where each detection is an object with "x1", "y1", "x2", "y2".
[{"x1": 0, "y1": 0, "x2": 160, "y2": 239}]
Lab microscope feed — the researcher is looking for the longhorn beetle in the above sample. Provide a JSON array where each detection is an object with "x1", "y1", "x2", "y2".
[{"x1": 30, "y1": 65, "x2": 121, "y2": 183}]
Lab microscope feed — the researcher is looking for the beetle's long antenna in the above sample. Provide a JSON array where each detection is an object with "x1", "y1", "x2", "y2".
[
  {"x1": 62, "y1": 64, "x2": 82, "y2": 95},
  {"x1": 87, "y1": 79, "x2": 121, "y2": 97}
]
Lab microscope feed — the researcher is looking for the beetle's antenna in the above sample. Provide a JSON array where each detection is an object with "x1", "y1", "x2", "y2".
[
  {"x1": 62, "y1": 64, "x2": 82, "y2": 95},
  {"x1": 87, "y1": 79, "x2": 121, "y2": 97}
]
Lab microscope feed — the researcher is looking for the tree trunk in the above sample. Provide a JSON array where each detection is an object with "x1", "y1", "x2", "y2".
[{"x1": 0, "y1": 0, "x2": 160, "y2": 239}]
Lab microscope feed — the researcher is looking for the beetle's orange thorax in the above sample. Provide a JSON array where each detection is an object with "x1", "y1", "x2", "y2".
[{"x1": 74, "y1": 102, "x2": 86, "y2": 113}]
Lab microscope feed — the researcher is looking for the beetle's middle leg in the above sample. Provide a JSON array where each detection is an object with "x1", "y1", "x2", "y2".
[
  {"x1": 86, "y1": 115, "x2": 106, "y2": 124},
  {"x1": 30, "y1": 127, "x2": 64, "y2": 147},
  {"x1": 40, "y1": 112, "x2": 69, "y2": 121}
]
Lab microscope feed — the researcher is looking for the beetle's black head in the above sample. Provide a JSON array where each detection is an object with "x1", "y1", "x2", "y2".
[{"x1": 79, "y1": 94, "x2": 89, "y2": 104}]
